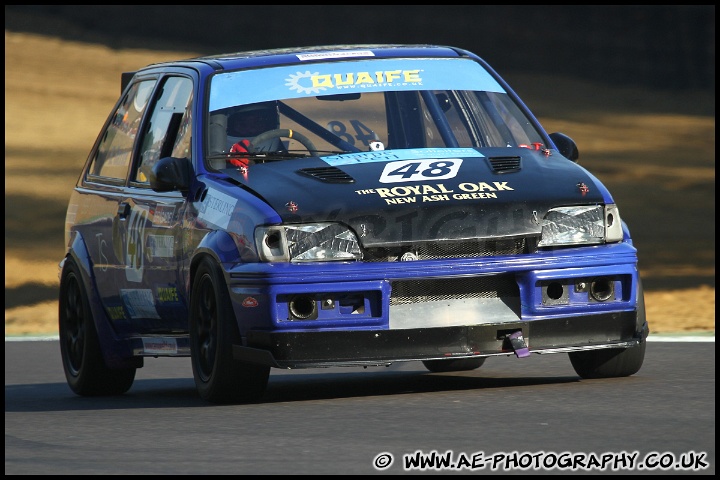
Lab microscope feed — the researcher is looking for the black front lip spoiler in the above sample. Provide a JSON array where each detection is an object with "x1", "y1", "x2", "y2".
[{"x1": 234, "y1": 312, "x2": 646, "y2": 369}]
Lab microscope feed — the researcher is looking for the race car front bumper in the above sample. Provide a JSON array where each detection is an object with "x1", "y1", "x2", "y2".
[{"x1": 234, "y1": 311, "x2": 646, "y2": 368}]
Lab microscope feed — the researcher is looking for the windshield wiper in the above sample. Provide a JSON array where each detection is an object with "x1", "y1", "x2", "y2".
[
  {"x1": 208, "y1": 151, "x2": 306, "y2": 161},
  {"x1": 209, "y1": 149, "x2": 351, "y2": 162}
]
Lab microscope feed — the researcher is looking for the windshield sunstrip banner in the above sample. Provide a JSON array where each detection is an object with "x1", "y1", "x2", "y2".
[{"x1": 210, "y1": 58, "x2": 505, "y2": 111}]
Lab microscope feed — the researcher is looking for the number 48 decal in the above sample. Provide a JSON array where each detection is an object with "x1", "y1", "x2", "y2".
[{"x1": 379, "y1": 159, "x2": 463, "y2": 183}]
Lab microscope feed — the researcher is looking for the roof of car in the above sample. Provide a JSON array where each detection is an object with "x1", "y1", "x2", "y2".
[
  {"x1": 143, "y1": 44, "x2": 470, "y2": 72},
  {"x1": 122, "y1": 44, "x2": 484, "y2": 95}
]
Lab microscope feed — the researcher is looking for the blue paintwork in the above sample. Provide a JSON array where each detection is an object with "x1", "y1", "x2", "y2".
[{"x1": 221, "y1": 147, "x2": 609, "y2": 245}]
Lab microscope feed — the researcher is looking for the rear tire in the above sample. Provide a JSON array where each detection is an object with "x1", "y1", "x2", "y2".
[
  {"x1": 422, "y1": 357, "x2": 486, "y2": 373},
  {"x1": 190, "y1": 257, "x2": 270, "y2": 403},
  {"x1": 59, "y1": 257, "x2": 136, "y2": 396},
  {"x1": 569, "y1": 278, "x2": 649, "y2": 379}
]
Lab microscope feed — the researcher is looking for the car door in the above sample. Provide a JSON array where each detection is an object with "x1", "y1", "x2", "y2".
[
  {"x1": 81, "y1": 74, "x2": 194, "y2": 335},
  {"x1": 77, "y1": 78, "x2": 157, "y2": 334},
  {"x1": 113, "y1": 75, "x2": 195, "y2": 334}
]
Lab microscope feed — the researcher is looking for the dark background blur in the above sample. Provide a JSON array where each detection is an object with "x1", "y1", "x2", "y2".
[{"x1": 5, "y1": 5, "x2": 714, "y2": 92}]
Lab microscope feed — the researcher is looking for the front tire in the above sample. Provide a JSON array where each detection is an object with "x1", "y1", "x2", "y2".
[
  {"x1": 59, "y1": 257, "x2": 136, "y2": 396},
  {"x1": 190, "y1": 257, "x2": 270, "y2": 403},
  {"x1": 569, "y1": 278, "x2": 649, "y2": 379}
]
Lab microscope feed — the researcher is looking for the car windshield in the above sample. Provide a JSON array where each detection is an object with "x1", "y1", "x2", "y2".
[{"x1": 205, "y1": 57, "x2": 545, "y2": 169}]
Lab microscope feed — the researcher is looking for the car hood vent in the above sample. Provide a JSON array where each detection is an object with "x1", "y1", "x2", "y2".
[
  {"x1": 297, "y1": 166, "x2": 355, "y2": 183},
  {"x1": 488, "y1": 156, "x2": 521, "y2": 173}
]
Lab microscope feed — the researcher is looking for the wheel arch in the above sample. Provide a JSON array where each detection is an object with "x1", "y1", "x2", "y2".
[
  {"x1": 188, "y1": 229, "x2": 243, "y2": 295},
  {"x1": 62, "y1": 232, "x2": 141, "y2": 370},
  {"x1": 64, "y1": 232, "x2": 95, "y2": 285},
  {"x1": 635, "y1": 275, "x2": 649, "y2": 340}
]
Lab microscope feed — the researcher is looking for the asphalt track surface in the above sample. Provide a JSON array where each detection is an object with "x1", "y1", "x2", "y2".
[{"x1": 5, "y1": 338, "x2": 715, "y2": 475}]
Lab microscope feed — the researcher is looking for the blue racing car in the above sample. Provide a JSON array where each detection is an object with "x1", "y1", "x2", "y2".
[{"x1": 59, "y1": 43, "x2": 648, "y2": 403}]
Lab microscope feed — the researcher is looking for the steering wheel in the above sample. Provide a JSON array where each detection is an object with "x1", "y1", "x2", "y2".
[{"x1": 251, "y1": 129, "x2": 319, "y2": 156}]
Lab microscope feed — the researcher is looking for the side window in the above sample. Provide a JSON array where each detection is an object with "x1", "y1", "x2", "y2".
[
  {"x1": 171, "y1": 89, "x2": 193, "y2": 159},
  {"x1": 135, "y1": 77, "x2": 193, "y2": 183},
  {"x1": 484, "y1": 92, "x2": 544, "y2": 146},
  {"x1": 88, "y1": 80, "x2": 156, "y2": 181}
]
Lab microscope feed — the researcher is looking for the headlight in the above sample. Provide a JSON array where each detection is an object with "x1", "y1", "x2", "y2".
[
  {"x1": 538, "y1": 204, "x2": 623, "y2": 247},
  {"x1": 255, "y1": 223, "x2": 362, "y2": 262}
]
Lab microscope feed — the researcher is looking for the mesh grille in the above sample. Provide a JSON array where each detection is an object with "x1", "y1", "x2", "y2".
[
  {"x1": 297, "y1": 166, "x2": 355, "y2": 183},
  {"x1": 390, "y1": 275, "x2": 519, "y2": 306},
  {"x1": 488, "y1": 156, "x2": 521, "y2": 172},
  {"x1": 363, "y1": 237, "x2": 532, "y2": 262}
]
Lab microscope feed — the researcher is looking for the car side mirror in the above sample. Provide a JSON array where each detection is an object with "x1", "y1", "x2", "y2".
[
  {"x1": 149, "y1": 156, "x2": 191, "y2": 193},
  {"x1": 549, "y1": 132, "x2": 579, "y2": 162}
]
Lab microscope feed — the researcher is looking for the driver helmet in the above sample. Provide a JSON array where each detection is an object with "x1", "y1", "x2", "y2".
[{"x1": 227, "y1": 101, "x2": 279, "y2": 139}]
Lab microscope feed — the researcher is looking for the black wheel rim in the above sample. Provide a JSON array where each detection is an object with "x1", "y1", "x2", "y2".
[
  {"x1": 194, "y1": 274, "x2": 218, "y2": 381},
  {"x1": 62, "y1": 273, "x2": 85, "y2": 375}
]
